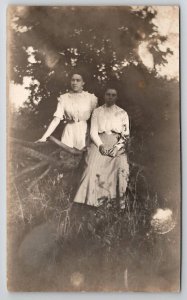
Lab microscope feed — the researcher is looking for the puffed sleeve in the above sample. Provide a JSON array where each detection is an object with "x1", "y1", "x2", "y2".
[
  {"x1": 53, "y1": 95, "x2": 64, "y2": 120},
  {"x1": 90, "y1": 94, "x2": 98, "y2": 111},
  {"x1": 115, "y1": 111, "x2": 130, "y2": 150},
  {"x1": 90, "y1": 109, "x2": 103, "y2": 148}
]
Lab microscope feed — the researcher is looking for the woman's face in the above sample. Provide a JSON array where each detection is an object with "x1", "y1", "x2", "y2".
[
  {"x1": 71, "y1": 74, "x2": 85, "y2": 93},
  {"x1": 104, "y1": 89, "x2": 117, "y2": 106}
]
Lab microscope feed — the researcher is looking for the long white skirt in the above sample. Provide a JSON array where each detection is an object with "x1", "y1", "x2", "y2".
[{"x1": 73, "y1": 133, "x2": 129, "y2": 207}]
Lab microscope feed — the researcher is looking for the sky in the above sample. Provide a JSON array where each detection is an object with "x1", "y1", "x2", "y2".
[
  {"x1": 138, "y1": 6, "x2": 179, "y2": 79},
  {"x1": 9, "y1": 6, "x2": 179, "y2": 110}
]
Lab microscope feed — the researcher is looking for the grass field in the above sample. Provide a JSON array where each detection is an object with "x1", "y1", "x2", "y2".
[{"x1": 7, "y1": 129, "x2": 181, "y2": 291}]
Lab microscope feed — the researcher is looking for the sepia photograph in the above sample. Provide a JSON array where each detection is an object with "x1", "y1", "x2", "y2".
[{"x1": 7, "y1": 5, "x2": 181, "y2": 292}]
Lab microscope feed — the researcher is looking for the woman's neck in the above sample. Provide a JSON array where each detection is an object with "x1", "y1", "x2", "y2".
[
  {"x1": 104, "y1": 103, "x2": 116, "y2": 108},
  {"x1": 70, "y1": 89, "x2": 84, "y2": 94}
]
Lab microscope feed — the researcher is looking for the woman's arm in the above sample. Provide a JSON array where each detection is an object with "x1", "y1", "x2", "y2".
[
  {"x1": 108, "y1": 111, "x2": 130, "y2": 156},
  {"x1": 90, "y1": 110, "x2": 107, "y2": 155},
  {"x1": 115, "y1": 111, "x2": 130, "y2": 150},
  {"x1": 90, "y1": 110, "x2": 103, "y2": 147},
  {"x1": 36, "y1": 96, "x2": 64, "y2": 142},
  {"x1": 36, "y1": 117, "x2": 61, "y2": 142}
]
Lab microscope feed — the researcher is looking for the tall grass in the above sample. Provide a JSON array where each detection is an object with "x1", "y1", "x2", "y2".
[{"x1": 8, "y1": 141, "x2": 180, "y2": 291}]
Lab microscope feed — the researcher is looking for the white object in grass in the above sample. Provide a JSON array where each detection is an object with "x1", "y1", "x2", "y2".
[{"x1": 151, "y1": 208, "x2": 176, "y2": 234}]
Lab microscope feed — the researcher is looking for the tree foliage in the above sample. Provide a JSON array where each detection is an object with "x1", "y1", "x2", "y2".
[{"x1": 9, "y1": 6, "x2": 175, "y2": 123}]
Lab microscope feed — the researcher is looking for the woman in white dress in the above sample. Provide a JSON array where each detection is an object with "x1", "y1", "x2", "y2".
[
  {"x1": 37, "y1": 73, "x2": 98, "y2": 150},
  {"x1": 73, "y1": 87, "x2": 130, "y2": 208}
]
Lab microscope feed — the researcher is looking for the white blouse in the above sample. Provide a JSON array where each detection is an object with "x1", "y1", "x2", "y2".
[
  {"x1": 90, "y1": 104, "x2": 129, "y2": 148},
  {"x1": 53, "y1": 91, "x2": 98, "y2": 150},
  {"x1": 53, "y1": 91, "x2": 98, "y2": 122}
]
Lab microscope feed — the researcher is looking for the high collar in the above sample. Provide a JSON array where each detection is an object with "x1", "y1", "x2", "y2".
[
  {"x1": 103, "y1": 103, "x2": 117, "y2": 110},
  {"x1": 68, "y1": 90, "x2": 85, "y2": 96}
]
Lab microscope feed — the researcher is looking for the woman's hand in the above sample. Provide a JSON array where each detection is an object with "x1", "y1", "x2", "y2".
[
  {"x1": 35, "y1": 137, "x2": 47, "y2": 143},
  {"x1": 99, "y1": 144, "x2": 107, "y2": 155},
  {"x1": 107, "y1": 146, "x2": 119, "y2": 157},
  {"x1": 35, "y1": 117, "x2": 60, "y2": 143}
]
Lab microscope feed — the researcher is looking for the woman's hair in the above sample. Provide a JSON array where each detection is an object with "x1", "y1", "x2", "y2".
[
  {"x1": 69, "y1": 68, "x2": 89, "y2": 82},
  {"x1": 70, "y1": 72, "x2": 84, "y2": 81},
  {"x1": 105, "y1": 86, "x2": 118, "y2": 94}
]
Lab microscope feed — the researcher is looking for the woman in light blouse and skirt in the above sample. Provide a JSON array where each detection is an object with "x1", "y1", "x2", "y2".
[
  {"x1": 73, "y1": 87, "x2": 130, "y2": 208},
  {"x1": 36, "y1": 73, "x2": 98, "y2": 150}
]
